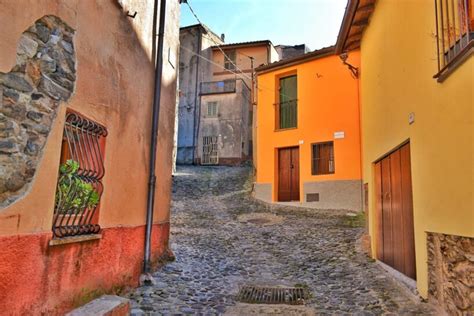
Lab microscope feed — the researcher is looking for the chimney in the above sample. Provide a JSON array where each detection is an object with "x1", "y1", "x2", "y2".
[{"x1": 220, "y1": 33, "x2": 225, "y2": 42}]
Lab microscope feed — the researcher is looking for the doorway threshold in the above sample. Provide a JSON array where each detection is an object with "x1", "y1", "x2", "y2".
[{"x1": 376, "y1": 260, "x2": 418, "y2": 297}]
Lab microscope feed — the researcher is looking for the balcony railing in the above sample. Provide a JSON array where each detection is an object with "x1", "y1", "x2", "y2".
[
  {"x1": 201, "y1": 79, "x2": 236, "y2": 95},
  {"x1": 276, "y1": 99, "x2": 298, "y2": 130}
]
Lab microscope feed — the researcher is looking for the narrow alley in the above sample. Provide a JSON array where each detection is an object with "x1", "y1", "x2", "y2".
[{"x1": 127, "y1": 166, "x2": 435, "y2": 315}]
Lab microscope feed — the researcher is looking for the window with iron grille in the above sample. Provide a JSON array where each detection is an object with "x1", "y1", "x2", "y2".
[
  {"x1": 277, "y1": 75, "x2": 297, "y2": 130},
  {"x1": 434, "y1": 0, "x2": 474, "y2": 80},
  {"x1": 207, "y1": 101, "x2": 218, "y2": 117},
  {"x1": 224, "y1": 50, "x2": 236, "y2": 70},
  {"x1": 202, "y1": 136, "x2": 218, "y2": 165},
  {"x1": 312, "y1": 142, "x2": 335, "y2": 175},
  {"x1": 52, "y1": 112, "x2": 107, "y2": 238}
]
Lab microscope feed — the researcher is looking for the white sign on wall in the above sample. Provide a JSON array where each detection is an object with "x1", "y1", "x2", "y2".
[{"x1": 334, "y1": 131, "x2": 345, "y2": 139}]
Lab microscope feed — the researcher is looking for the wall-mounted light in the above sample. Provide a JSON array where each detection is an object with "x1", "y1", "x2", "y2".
[{"x1": 339, "y1": 52, "x2": 359, "y2": 79}]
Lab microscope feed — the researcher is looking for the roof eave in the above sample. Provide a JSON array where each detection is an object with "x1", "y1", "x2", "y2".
[
  {"x1": 255, "y1": 46, "x2": 336, "y2": 75},
  {"x1": 335, "y1": 0, "x2": 360, "y2": 54},
  {"x1": 335, "y1": 0, "x2": 376, "y2": 53},
  {"x1": 211, "y1": 40, "x2": 272, "y2": 51}
]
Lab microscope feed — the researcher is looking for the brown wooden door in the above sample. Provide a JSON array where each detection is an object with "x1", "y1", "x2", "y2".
[
  {"x1": 278, "y1": 147, "x2": 300, "y2": 201},
  {"x1": 375, "y1": 142, "x2": 416, "y2": 279}
]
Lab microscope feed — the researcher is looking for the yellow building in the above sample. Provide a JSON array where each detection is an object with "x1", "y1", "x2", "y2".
[{"x1": 337, "y1": 0, "x2": 473, "y2": 313}]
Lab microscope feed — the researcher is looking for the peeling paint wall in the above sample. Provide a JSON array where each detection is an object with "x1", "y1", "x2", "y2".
[
  {"x1": 197, "y1": 79, "x2": 251, "y2": 164},
  {"x1": 0, "y1": 0, "x2": 180, "y2": 313},
  {"x1": 201, "y1": 44, "x2": 276, "y2": 165},
  {"x1": 177, "y1": 26, "x2": 223, "y2": 164}
]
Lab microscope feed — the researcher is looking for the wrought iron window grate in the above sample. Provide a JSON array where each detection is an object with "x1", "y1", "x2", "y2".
[
  {"x1": 52, "y1": 112, "x2": 107, "y2": 238},
  {"x1": 202, "y1": 136, "x2": 219, "y2": 165},
  {"x1": 434, "y1": 0, "x2": 473, "y2": 78}
]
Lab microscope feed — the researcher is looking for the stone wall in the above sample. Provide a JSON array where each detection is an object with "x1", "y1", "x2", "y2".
[
  {"x1": 427, "y1": 232, "x2": 474, "y2": 314},
  {"x1": 0, "y1": 15, "x2": 75, "y2": 207}
]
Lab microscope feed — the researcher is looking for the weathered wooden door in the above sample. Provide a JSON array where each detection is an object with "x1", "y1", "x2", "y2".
[
  {"x1": 278, "y1": 147, "x2": 299, "y2": 201},
  {"x1": 375, "y1": 142, "x2": 416, "y2": 279}
]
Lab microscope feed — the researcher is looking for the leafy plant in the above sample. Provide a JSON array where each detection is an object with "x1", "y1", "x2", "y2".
[{"x1": 55, "y1": 159, "x2": 100, "y2": 214}]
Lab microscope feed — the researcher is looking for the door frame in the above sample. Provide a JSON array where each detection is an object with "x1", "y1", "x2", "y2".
[
  {"x1": 276, "y1": 146, "x2": 300, "y2": 202},
  {"x1": 373, "y1": 139, "x2": 410, "y2": 164}
]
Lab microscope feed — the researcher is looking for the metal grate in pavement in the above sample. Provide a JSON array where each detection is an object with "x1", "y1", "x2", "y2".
[{"x1": 236, "y1": 285, "x2": 309, "y2": 305}]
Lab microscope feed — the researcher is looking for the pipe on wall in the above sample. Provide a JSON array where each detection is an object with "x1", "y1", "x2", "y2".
[
  {"x1": 143, "y1": 0, "x2": 167, "y2": 274},
  {"x1": 191, "y1": 27, "x2": 202, "y2": 164}
]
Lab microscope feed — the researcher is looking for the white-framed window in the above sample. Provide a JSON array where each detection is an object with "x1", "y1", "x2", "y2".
[
  {"x1": 224, "y1": 50, "x2": 236, "y2": 70},
  {"x1": 207, "y1": 101, "x2": 218, "y2": 117}
]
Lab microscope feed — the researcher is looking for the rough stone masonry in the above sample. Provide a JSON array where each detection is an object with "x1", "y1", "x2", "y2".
[
  {"x1": 0, "y1": 15, "x2": 76, "y2": 207},
  {"x1": 428, "y1": 232, "x2": 474, "y2": 314}
]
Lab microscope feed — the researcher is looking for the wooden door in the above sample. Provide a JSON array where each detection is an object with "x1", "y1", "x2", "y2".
[
  {"x1": 374, "y1": 142, "x2": 416, "y2": 279},
  {"x1": 278, "y1": 147, "x2": 300, "y2": 201}
]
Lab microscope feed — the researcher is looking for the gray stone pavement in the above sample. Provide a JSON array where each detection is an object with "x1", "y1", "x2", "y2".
[{"x1": 126, "y1": 166, "x2": 436, "y2": 315}]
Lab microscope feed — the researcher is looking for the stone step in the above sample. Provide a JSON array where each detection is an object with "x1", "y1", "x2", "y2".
[{"x1": 66, "y1": 295, "x2": 130, "y2": 316}]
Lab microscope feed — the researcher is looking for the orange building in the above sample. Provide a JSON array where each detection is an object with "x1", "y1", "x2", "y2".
[
  {"x1": 254, "y1": 48, "x2": 362, "y2": 211},
  {"x1": 0, "y1": 0, "x2": 179, "y2": 314}
]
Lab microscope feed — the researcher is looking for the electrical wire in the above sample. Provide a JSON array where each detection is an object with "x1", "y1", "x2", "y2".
[
  {"x1": 184, "y1": 0, "x2": 252, "y2": 81},
  {"x1": 183, "y1": 0, "x2": 296, "y2": 100},
  {"x1": 180, "y1": 45, "x2": 295, "y2": 100},
  {"x1": 180, "y1": 45, "x2": 248, "y2": 81}
]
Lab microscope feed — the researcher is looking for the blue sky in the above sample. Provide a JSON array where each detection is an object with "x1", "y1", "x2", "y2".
[{"x1": 180, "y1": 0, "x2": 348, "y2": 51}]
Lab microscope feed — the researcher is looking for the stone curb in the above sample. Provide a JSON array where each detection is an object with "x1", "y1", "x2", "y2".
[{"x1": 66, "y1": 295, "x2": 130, "y2": 316}]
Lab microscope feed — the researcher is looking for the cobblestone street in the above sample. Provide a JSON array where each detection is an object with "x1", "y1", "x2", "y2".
[{"x1": 127, "y1": 166, "x2": 435, "y2": 315}]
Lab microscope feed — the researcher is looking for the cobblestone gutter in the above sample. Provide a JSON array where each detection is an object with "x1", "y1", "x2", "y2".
[
  {"x1": 0, "y1": 15, "x2": 76, "y2": 207},
  {"x1": 126, "y1": 166, "x2": 436, "y2": 315}
]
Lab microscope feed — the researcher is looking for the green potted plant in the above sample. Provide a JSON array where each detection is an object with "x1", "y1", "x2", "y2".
[{"x1": 55, "y1": 159, "x2": 100, "y2": 219}]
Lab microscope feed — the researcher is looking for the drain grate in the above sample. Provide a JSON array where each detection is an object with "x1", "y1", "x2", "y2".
[{"x1": 237, "y1": 285, "x2": 309, "y2": 305}]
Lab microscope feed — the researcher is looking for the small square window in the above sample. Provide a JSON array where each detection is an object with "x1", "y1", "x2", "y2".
[
  {"x1": 224, "y1": 50, "x2": 236, "y2": 70},
  {"x1": 207, "y1": 101, "x2": 218, "y2": 117},
  {"x1": 312, "y1": 142, "x2": 335, "y2": 175}
]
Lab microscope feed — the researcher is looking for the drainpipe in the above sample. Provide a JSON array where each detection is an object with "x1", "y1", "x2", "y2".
[
  {"x1": 143, "y1": 0, "x2": 167, "y2": 274},
  {"x1": 191, "y1": 27, "x2": 202, "y2": 164}
]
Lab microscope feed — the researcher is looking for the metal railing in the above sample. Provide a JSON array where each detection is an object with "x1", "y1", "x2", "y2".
[
  {"x1": 202, "y1": 136, "x2": 219, "y2": 165},
  {"x1": 201, "y1": 79, "x2": 236, "y2": 95},
  {"x1": 434, "y1": 0, "x2": 473, "y2": 76},
  {"x1": 52, "y1": 112, "x2": 107, "y2": 238},
  {"x1": 277, "y1": 99, "x2": 298, "y2": 129}
]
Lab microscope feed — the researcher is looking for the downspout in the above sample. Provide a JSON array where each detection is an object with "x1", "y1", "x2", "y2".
[
  {"x1": 191, "y1": 27, "x2": 202, "y2": 164},
  {"x1": 143, "y1": 0, "x2": 167, "y2": 274}
]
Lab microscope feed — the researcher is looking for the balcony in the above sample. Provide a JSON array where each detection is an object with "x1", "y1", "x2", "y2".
[
  {"x1": 200, "y1": 79, "x2": 236, "y2": 95},
  {"x1": 276, "y1": 99, "x2": 298, "y2": 130}
]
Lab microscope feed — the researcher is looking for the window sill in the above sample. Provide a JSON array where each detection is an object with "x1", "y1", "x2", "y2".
[
  {"x1": 49, "y1": 234, "x2": 102, "y2": 247},
  {"x1": 274, "y1": 127, "x2": 298, "y2": 132},
  {"x1": 434, "y1": 41, "x2": 473, "y2": 83}
]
